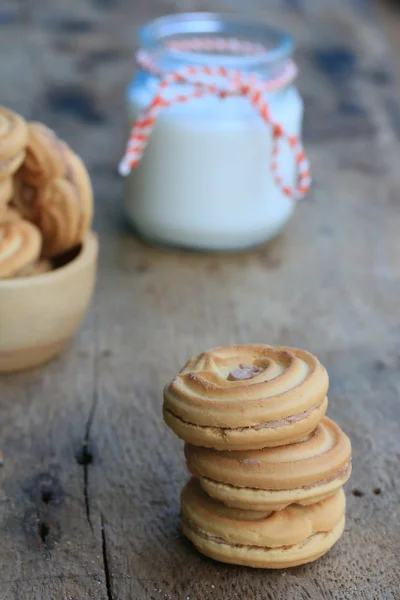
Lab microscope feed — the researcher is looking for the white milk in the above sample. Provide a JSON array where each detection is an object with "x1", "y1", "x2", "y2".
[{"x1": 124, "y1": 20, "x2": 303, "y2": 250}]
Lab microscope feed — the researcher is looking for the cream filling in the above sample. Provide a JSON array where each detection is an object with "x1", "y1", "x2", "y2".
[
  {"x1": 165, "y1": 397, "x2": 325, "y2": 432},
  {"x1": 181, "y1": 515, "x2": 331, "y2": 551},
  {"x1": 201, "y1": 462, "x2": 351, "y2": 493}
]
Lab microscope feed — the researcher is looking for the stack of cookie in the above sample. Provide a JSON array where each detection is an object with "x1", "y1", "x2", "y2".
[
  {"x1": 0, "y1": 106, "x2": 93, "y2": 279},
  {"x1": 163, "y1": 344, "x2": 352, "y2": 568}
]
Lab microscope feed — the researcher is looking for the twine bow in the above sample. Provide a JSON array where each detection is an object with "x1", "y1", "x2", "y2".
[{"x1": 119, "y1": 37, "x2": 311, "y2": 200}]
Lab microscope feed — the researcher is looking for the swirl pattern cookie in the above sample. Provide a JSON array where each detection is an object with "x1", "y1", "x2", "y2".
[
  {"x1": 181, "y1": 478, "x2": 345, "y2": 569},
  {"x1": 63, "y1": 149, "x2": 94, "y2": 247},
  {"x1": 0, "y1": 106, "x2": 28, "y2": 178},
  {"x1": 35, "y1": 178, "x2": 80, "y2": 258},
  {"x1": 14, "y1": 146, "x2": 93, "y2": 258},
  {"x1": 0, "y1": 219, "x2": 42, "y2": 278},
  {"x1": 164, "y1": 345, "x2": 329, "y2": 450},
  {"x1": 12, "y1": 179, "x2": 39, "y2": 222},
  {"x1": 17, "y1": 122, "x2": 68, "y2": 185},
  {"x1": 185, "y1": 417, "x2": 351, "y2": 511}
]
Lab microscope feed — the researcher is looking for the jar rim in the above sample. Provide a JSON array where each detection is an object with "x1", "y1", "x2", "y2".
[{"x1": 139, "y1": 12, "x2": 294, "y2": 71}]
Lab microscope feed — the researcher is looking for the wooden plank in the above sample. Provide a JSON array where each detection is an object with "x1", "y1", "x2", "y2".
[
  {"x1": 0, "y1": 0, "x2": 400, "y2": 598},
  {"x1": 0, "y1": 330, "x2": 109, "y2": 599}
]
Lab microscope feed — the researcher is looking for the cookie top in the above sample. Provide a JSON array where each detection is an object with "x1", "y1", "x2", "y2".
[
  {"x1": 181, "y1": 478, "x2": 345, "y2": 548},
  {"x1": 185, "y1": 417, "x2": 351, "y2": 490},
  {"x1": 0, "y1": 219, "x2": 42, "y2": 278},
  {"x1": 164, "y1": 344, "x2": 329, "y2": 429}
]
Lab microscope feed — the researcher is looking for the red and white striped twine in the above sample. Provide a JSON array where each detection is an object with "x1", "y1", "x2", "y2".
[{"x1": 119, "y1": 37, "x2": 311, "y2": 200}]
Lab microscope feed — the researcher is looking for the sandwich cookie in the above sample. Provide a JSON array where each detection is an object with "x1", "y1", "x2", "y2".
[
  {"x1": 0, "y1": 106, "x2": 28, "y2": 179},
  {"x1": 185, "y1": 417, "x2": 351, "y2": 511},
  {"x1": 164, "y1": 345, "x2": 329, "y2": 450},
  {"x1": 181, "y1": 478, "x2": 346, "y2": 569},
  {"x1": 0, "y1": 219, "x2": 42, "y2": 278}
]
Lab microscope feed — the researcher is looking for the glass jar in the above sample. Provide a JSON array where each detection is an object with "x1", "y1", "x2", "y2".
[{"x1": 124, "y1": 13, "x2": 304, "y2": 250}]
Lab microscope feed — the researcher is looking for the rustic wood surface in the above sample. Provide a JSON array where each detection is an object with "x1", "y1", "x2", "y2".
[{"x1": 1, "y1": 0, "x2": 400, "y2": 598}]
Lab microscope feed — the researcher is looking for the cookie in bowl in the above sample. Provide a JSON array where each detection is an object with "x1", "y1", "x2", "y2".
[
  {"x1": 17, "y1": 121, "x2": 69, "y2": 185},
  {"x1": 163, "y1": 344, "x2": 329, "y2": 450},
  {"x1": 0, "y1": 219, "x2": 42, "y2": 279},
  {"x1": 36, "y1": 149, "x2": 93, "y2": 259},
  {"x1": 14, "y1": 139, "x2": 93, "y2": 259},
  {"x1": 0, "y1": 106, "x2": 28, "y2": 179}
]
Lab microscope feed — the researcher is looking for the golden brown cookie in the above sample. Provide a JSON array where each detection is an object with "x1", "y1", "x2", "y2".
[
  {"x1": 185, "y1": 417, "x2": 351, "y2": 511},
  {"x1": 0, "y1": 106, "x2": 28, "y2": 179},
  {"x1": 14, "y1": 259, "x2": 52, "y2": 278},
  {"x1": 63, "y1": 149, "x2": 94, "y2": 246},
  {"x1": 14, "y1": 148, "x2": 93, "y2": 258},
  {"x1": 164, "y1": 345, "x2": 329, "y2": 450},
  {"x1": 34, "y1": 177, "x2": 80, "y2": 258},
  {"x1": 17, "y1": 122, "x2": 69, "y2": 185},
  {"x1": 0, "y1": 219, "x2": 42, "y2": 278},
  {"x1": 13, "y1": 179, "x2": 42, "y2": 222},
  {"x1": 181, "y1": 478, "x2": 346, "y2": 569}
]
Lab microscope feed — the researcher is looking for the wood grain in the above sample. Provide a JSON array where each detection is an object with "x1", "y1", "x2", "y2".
[{"x1": 0, "y1": 0, "x2": 400, "y2": 598}]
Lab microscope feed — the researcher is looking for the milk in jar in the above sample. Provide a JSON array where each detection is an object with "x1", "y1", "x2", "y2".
[{"x1": 123, "y1": 13, "x2": 307, "y2": 250}]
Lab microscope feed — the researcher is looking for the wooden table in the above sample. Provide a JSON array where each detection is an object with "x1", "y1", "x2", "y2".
[{"x1": 1, "y1": 1, "x2": 399, "y2": 598}]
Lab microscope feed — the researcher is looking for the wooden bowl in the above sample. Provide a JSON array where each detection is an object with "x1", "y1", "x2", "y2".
[{"x1": 0, "y1": 232, "x2": 98, "y2": 373}]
